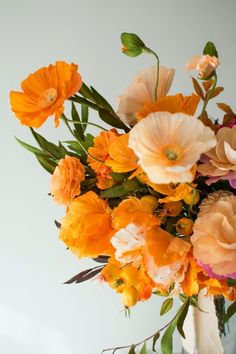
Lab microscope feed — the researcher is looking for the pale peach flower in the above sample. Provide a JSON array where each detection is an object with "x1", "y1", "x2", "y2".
[
  {"x1": 111, "y1": 223, "x2": 191, "y2": 290},
  {"x1": 128, "y1": 112, "x2": 216, "y2": 184},
  {"x1": 191, "y1": 192, "x2": 236, "y2": 277},
  {"x1": 117, "y1": 66, "x2": 175, "y2": 125},
  {"x1": 186, "y1": 55, "x2": 220, "y2": 79},
  {"x1": 197, "y1": 126, "x2": 236, "y2": 188},
  {"x1": 51, "y1": 155, "x2": 85, "y2": 206}
]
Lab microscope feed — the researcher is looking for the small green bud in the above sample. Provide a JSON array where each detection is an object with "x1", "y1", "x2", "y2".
[
  {"x1": 121, "y1": 32, "x2": 145, "y2": 57},
  {"x1": 203, "y1": 41, "x2": 218, "y2": 58}
]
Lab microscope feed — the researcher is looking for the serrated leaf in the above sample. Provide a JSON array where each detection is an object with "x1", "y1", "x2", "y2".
[
  {"x1": 160, "y1": 298, "x2": 174, "y2": 316},
  {"x1": 192, "y1": 77, "x2": 204, "y2": 100},
  {"x1": 177, "y1": 298, "x2": 190, "y2": 338},
  {"x1": 71, "y1": 102, "x2": 84, "y2": 141},
  {"x1": 64, "y1": 266, "x2": 104, "y2": 284},
  {"x1": 203, "y1": 41, "x2": 218, "y2": 58},
  {"x1": 90, "y1": 86, "x2": 114, "y2": 112},
  {"x1": 98, "y1": 108, "x2": 128, "y2": 131},
  {"x1": 161, "y1": 315, "x2": 178, "y2": 354},
  {"x1": 30, "y1": 129, "x2": 62, "y2": 159},
  {"x1": 36, "y1": 155, "x2": 57, "y2": 174},
  {"x1": 223, "y1": 301, "x2": 236, "y2": 324},
  {"x1": 15, "y1": 137, "x2": 50, "y2": 157},
  {"x1": 152, "y1": 332, "x2": 160, "y2": 352},
  {"x1": 140, "y1": 342, "x2": 147, "y2": 354},
  {"x1": 128, "y1": 345, "x2": 136, "y2": 354}
]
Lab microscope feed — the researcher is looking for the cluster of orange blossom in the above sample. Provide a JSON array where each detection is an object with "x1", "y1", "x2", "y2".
[{"x1": 11, "y1": 33, "x2": 236, "y2": 354}]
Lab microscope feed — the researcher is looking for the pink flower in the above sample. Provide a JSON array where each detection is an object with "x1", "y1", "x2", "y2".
[
  {"x1": 197, "y1": 126, "x2": 236, "y2": 188},
  {"x1": 116, "y1": 66, "x2": 175, "y2": 125},
  {"x1": 191, "y1": 191, "x2": 236, "y2": 277},
  {"x1": 186, "y1": 55, "x2": 220, "y2": 79}
]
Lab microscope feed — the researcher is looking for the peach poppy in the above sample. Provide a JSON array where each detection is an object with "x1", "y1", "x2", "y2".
[
  {"x1": 186, "y1": 55, "x2": 220, "y2": 79},
  {"x1": 137, "y1": 93, "x2": 200, "y2": 120},
  {"x1": 191, "y1": 192, "x2": 236, "y2": 277},
  {"x1": 128, "y1": 112, "x2": 216, "y2": 184},
  {"x1": 10, "y1": 61, "x2": 82, "y2": 128},
  {"x1": 197, "y1": 126, "x2": 236, "y2": 188},
  {"x1": 105, "y1": 134, "x2": 138, "y2": 173},
  {"x1": 60, "y1": 191, "x2": 114, "y2": 258},
  {"x1": 117, "y1": 66, "x2": 175, "y2": 126},
  {"x1": 51, "y1": 155, "x2": 85, "y2": 206}
]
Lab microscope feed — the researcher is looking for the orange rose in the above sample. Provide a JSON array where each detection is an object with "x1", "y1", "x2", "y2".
[
  {"x1": 51, "y1": 156, "x2": 85, "y2": 206},
  {"x1": 60, "y1": 191, "x2": 114, "y2": 258},
  {"x1": 10, "y1": 61, "x2": 82, "y2": 128}
]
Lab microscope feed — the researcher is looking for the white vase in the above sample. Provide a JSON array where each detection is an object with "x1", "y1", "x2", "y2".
[{"x1": 180, "y1": 289, "x2": 235, "y2": 354}]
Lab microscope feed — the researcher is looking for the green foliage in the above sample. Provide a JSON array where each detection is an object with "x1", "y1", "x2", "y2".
[
  {"x1": 160, "y1": 298, "x2": 174, "y2": 316},
  {"x1": 161, "y1": 315, "x2": 179, "y2": 354},
  {"x1": 30, "y1": 128, "x2": 67, "y2": 159},
  {"x1": 152, "y1": 332, "x2": 160, "y2": 352},
  {"x1": 71, "y1": 102, "x2": 84, "y2": 141},
  {"x1": 177, "y1": 298, "x2": 190, "y2": 338},
  {"x1": 227, "y1": 278, "x2": 236, "y2": 287},
  {"x1": 139, "y1": 342, "x2": 147, "y2": 354},
  {"x1": 128, "y1": 345, "x2": 136, "y2": 354},
  {"x1": 36, "y1": 155, "x2": 57, "y2": 174},
  {"x1": 223, "y1": 301, "x2": 236, "y2": 324},
  {"x1": 203, "y1": 41, "x2": 218, "y2": 58}
]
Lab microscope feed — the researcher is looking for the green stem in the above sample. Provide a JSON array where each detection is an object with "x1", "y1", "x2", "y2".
[
  {"x1": 102, "y1": 298, "x2": 189, "y2": 353},
  {"x1": 199, "y1": 73, "x2": 217, "y2": 119},
  {"x1": 66, "y1": 120, "x2": 108, "y2": 131},
  {"x1": 144, "y1": 48, "x2": 160, "y2": 101}
]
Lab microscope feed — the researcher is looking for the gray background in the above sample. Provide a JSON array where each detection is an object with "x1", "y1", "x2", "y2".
[{"x1": 1, "y1": 0, "x2": 236, "y2": 353}]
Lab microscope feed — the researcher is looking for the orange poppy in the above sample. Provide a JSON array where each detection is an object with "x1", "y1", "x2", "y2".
[{"x1": 10, "y1": 61, "x2": 82, "y2": 128}]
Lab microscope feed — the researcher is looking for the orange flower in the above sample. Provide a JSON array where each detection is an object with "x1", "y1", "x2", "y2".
[
  {"x1": 51, "y1": 156, "x2": 85, "y2": 206},
  {"x1": 105, "y1": 134, "x2": 138, "y2": 173},
  {"x1": 137, "y1": 93, "x2": 200, "y2": 120},
  {"x1": 186, "y1": 55, "x2": 220, "y2": 79},
  {"x1": 60, "y1": 191, "x2": 114, "y2": 258},
  {"x1": 10, "y1": 61, "x2": 82, "y2": 128},
  {"x1": 101, "y1": 257, "x2": 154, "y2": 306},
  {"x1": 112, "y1": 196, "x2": 161, "y2": 230}
]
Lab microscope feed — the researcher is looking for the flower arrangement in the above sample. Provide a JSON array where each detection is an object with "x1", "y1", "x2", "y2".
[{"x1": 11, "y1": 32, "x2": 236, "y2": 354}]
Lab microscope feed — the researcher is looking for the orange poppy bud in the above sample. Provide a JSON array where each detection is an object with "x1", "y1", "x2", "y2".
[
  {"x1": 183, "y1": 189, "x2": 200, "y2": 206},
  {"x1": 122, "y1": 286, "x2": 139, "y2": 307},
  {"x1": 176, "y1": 218, "x2": 194, "y2": 236},
  {"x1": 140, "y1": 195, "x2": 159, "y2": 211},
  {"x1": 163, "y1": 201, "x2": 182, "y2": 216}
]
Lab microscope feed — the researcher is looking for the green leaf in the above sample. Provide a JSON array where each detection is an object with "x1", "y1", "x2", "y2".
[
  {"x1": 161, "y1": 315, "x2": 178, "y2": 354},
  {"x1": 223, "y1": 301, "x2": 236, "y2": 324},
  {"x1": 122, "y1": 48, "x2": 143, "y2": 57},
  {"x1": 160, "y1": 298, "x2": 174, "y2": 316},
  {"x1": 152, "y1": 332, "x2": 160, "y2": 352},
  {"x1": 71, "y1": 102, "x2": 84, "y2": 141},
  {"x1": 90, "y1": 86, "x2": 114, "y2": 112},
  {"x1": 79, "y1": 83, "x2": 96, "y2": 102},
  {"x1": 203, "y1": 41, "x2": 218, "y2": 58},
  {"x1": 140, "y1": 342, "x2": 147, "y2": 354},
  {"x1": 177, "y1": 298, "x2": 190, "y2": 338},
  {"x1": 100, "y1": 185, "x2": 127, "y2": 199},
  {"x1": 15, "y1": 137, "x2": 50, "y2": 158},
  {"x1": 81, "y1": 104, "x2": 89, "y2": 132},
  {"x1": 30, "y1": 129, "x2": 62, "y2": 159},
  {"x1": 58, "y1": 142, "x2": 68, "y2": 158},
  {"x1": 227, "y1": 278, "x2": 236, "y2": 287},
  {"x1": 110, "y1": 172, "x2": 128, "y2": 182},
  {"x1": 121, "y1": 32, "x2": 145, "y2": 50},
  {"x1": 98, "y1": 108, "x2": 128, "y2": 131},
  {"x1": 70, "y1": 96, "x2": 98, "y2": 110},
  {"x1": 36, "y1": 155, "x2": 57, "y2": 174},
  {"x1": 128, "y1": 345, "x2": 136, "y2": 354}
]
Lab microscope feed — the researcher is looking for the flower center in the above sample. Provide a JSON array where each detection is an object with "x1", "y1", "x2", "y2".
[
  {"x1": 39, "y1": 88, "x2": 58, "y2": 108},
  {"x1": 162, "y1": 145, "x2": 183, "y2": 165}
]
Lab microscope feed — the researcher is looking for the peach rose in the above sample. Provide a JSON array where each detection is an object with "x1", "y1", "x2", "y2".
[
  {"x1": 197, "y1": 126, "x2": 236, "y2": 188},
  {"x1": 117, "y1": 66, "x2": 175, "y2": 126},
  {"x1": 186, "y1": 55, "x2": 220, "y2": 79},
  {"x1": 128, "y1": 112, "x2": 216, "y2": 184},
  {"x1": 191, "y1": 191, "x2": 236, "y2": 278},
  {"x1": 51, "y1": 155, "x2": 85, "y2": 206}
]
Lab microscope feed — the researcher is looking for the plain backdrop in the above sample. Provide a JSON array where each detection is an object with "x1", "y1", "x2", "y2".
[{"x1": 1, "y1": 1, "x2": 236, "y2": 353}]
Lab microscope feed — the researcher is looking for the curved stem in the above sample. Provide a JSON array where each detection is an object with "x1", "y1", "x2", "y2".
[
  {"x1": 102, "y1": 298, "x2": 189, "y2": 353},
  {"x1": 199, "y1": 73, "x2": 217, "y2": 120},
  {"x1": 66, "y1": 120, "x2": 108, "y2": 131}
]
